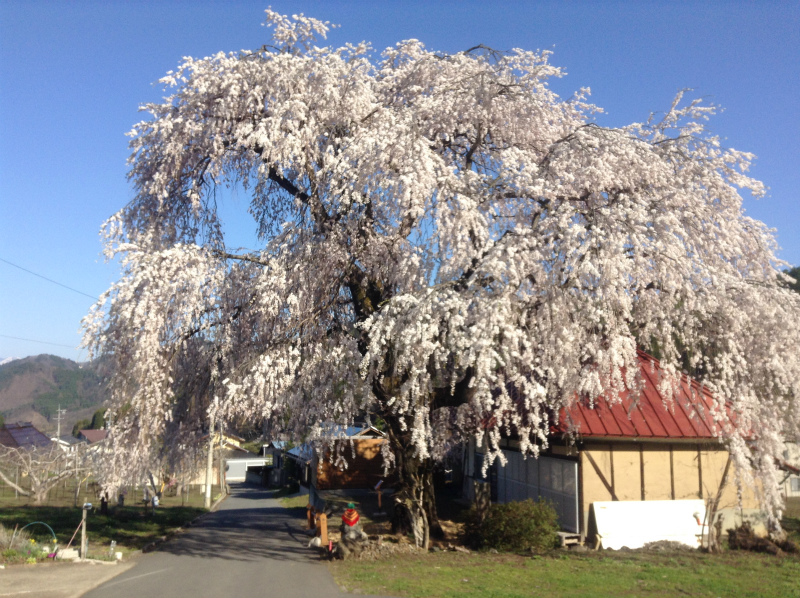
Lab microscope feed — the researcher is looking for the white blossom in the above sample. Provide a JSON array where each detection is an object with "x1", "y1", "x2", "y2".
[{"x1": 84, "y1": 12, "x2": 799, "y2": 524}]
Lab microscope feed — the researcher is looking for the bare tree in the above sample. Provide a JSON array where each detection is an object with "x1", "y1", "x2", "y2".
[{"x1": 0, "y1": 444, "x2": 87, "y2": 504}]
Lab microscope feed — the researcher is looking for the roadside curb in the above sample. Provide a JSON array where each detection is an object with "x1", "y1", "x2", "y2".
[{"x1": 210, "y1": 491, "x2": 229, "y2": 512}]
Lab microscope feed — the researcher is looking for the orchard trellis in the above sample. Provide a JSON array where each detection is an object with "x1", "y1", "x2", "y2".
[{"x1": 84, "y1": 11, "x2": 800, "y2": 545}]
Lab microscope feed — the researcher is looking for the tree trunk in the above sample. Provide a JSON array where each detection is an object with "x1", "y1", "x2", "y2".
[
  {"x1": 383, "y1": 413, "x2": 443, "y2": 548},
  {"x1": 0, "y1": 468, "x2": 30, "y2": 498},
  {"x1": 33, "y1": 487, "x2": 49, "y2": 505}
]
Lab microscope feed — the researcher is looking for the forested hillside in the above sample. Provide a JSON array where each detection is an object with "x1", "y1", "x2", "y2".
[{"x1": 0, "y1": 355, "x2": 108, "y2": 434}]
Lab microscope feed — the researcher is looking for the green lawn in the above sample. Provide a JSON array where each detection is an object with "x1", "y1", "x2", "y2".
[{"x1": 331, "y1": 549, "x2": 800, "y2": 598}]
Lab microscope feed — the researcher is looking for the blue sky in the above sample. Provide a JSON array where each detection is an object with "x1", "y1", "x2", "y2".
[{"x1": 1, "y1": 1, "x2": 798, "y2": 361}]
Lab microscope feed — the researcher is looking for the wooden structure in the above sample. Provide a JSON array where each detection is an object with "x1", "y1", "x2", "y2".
[
  {"x1": 464, "y1": 352, "x2": 762, "y2": 540},
  {"x1": 287, "y1": 425, "x2": 396, "y2": 510},
  {"x1": 314, "y1": 437, "x2": 389, "y2": 491}
]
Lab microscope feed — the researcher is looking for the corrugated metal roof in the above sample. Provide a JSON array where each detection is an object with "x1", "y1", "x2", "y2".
[
  {"x1": 0, "y1": 426, "x2": 17, "y2": 447},
  {"x1": 0, "y1": 422, "x2": 52, "y2": 448},
  {"x1": 554, "y1": 352, "x2": 728, "y2": 440}
]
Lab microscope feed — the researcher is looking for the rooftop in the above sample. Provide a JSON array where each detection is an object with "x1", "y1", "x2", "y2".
[
  {"x1": 0, "y1": 422, "x2": 53, "y2": 449},
  {"x1": 555, "y1": 352, "x2": 730, "y2": 440}
]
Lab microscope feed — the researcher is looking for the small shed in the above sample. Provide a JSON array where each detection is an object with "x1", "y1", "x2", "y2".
[
  {"x1": 287, "y1": 425, "x2": 395, "y2": 509},
  {"x1": 464, "y1": 352, "x2": 762, "y2": 541}
]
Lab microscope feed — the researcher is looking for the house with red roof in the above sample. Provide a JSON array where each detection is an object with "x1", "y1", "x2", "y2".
[
  {"x1": 77, "y1": 429, "x2": 108, "y2": 444},
  {"x1": 463, "y1": 352, "x2": 762, "y2": 543}
]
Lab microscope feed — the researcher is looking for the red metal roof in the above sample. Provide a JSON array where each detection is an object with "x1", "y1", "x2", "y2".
[
  {"x1": 554, "y1": 352, "x2": 728, "y2": 440},
  {"x1": 78, "y1": 429, "x2": 108, "y2": 444}
]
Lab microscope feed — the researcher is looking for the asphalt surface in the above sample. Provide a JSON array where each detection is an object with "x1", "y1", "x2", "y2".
[{"x1": 80, "y1": 484, "x2": 388, "y2": 598}]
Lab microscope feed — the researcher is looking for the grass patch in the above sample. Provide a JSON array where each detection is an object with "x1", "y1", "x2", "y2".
[
  {"x1": 331, "y1": 549, "x2": 800, "y2": 598},
  {"x1": 281, "y1": 494, "x2": 310, "y2": 509},
  {"x1": 0, "y1": 504, "x2": 205, "y2": 562},
  {"x1": 272, "y1": 484, "x2": 301, "y2": 499}
]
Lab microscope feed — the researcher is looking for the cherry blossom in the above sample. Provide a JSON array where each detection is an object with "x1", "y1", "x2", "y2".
[{"x1": 84, "y1": 11, "x2": 800, "y2": 542}]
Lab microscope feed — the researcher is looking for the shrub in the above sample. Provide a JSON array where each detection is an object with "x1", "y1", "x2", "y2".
[
  {"x1": 464, "y1": 499, "x2": 560, "y2": 553},
  {"x1": 0, "y1": 524, "x2": 31, "y2": 550}
]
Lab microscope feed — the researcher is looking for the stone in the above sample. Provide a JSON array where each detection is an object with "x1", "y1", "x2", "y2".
[
  {"x1": 56, "y1": 548, "x2": 79, "y2": 560},
  {"x1": 569, "y1": 544, "x2": 588, "y2": 553}
]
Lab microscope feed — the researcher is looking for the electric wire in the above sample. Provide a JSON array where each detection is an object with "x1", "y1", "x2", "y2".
[
  {"x1": 0, "y1": 334, "x2": 77, "y2": 349},
  {"x1": 0, "y1": 257, "x2": 99, "y2": 300}
]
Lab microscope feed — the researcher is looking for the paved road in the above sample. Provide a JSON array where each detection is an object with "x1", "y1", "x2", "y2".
[{"x1": 83, "y1": 484, "x2": 382, "y2": 598}]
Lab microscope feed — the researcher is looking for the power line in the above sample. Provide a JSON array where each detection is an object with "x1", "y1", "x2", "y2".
[
  {"x1": 0, "y1": 334, "x2": 78, "y2": 349},
  {"x1": 0, "y1": 257, "x2": 99, "y2": 300}
]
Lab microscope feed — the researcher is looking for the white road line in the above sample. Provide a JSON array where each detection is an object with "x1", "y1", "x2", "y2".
[
  {"x1": 0, "y1": 592, "x2": 33, "y2": 596},
  {"x1": 99, "y1": 567, "x2": 172, "y2": 588}
]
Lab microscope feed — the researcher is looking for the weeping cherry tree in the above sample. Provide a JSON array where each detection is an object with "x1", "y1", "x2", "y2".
[{"x1": 84, "y1": 11, "x2": 800, "y2": 545}]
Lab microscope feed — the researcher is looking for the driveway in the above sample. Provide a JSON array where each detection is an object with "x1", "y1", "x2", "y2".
[{"x1": 82, "y1": 484, "x2": 386, "y2": 598}]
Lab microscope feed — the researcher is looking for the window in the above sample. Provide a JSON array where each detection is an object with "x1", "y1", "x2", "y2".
[{"x1": 791, "y1": 477, "x2": 800, "y2": 493}]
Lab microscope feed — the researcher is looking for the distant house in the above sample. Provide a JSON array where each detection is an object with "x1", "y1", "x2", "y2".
[
  {"x1": 184, "y1": 430, "x2": 262, "y2": 486},
  {"x1": 51, "y1": 434, "x2": 84, "y2": 455},
  {"x1": 77, "y1": 429, "x2": 108, "y2": 444},
  {"x1": 464, "y1": 351, "x2": 762, "y2": 542},
  {"x1": 0, "y1": 422, "x2": 52, "y2": 449},
  {"x1": 259, "y1": 440, "x2": 288, "y2": 487}
]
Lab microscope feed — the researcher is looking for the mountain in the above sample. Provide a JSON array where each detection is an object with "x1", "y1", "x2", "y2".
[
  {"x1": 0, "y1": 354, "x2": 109, "y2": 435},
  {"x1": 0, "y1": 357, "x2": 18, "y2": 366}
]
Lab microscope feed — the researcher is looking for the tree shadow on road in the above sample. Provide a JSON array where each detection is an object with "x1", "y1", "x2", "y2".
[{"x1": 152, "y1": 486, "x2": 320, "y2": 563}]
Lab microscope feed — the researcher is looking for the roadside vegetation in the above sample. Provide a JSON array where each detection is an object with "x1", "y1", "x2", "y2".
[{"x1": 0, "y1": 481, "x2": 217, "y2": 563}]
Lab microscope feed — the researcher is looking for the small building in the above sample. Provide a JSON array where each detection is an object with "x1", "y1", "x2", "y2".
[
  {"x1": 464, "y1": 352, "x2": 762, "y2": 542},
  {"x1": 77, "y1": 429, "x2": 108, "y2": 445},
  {"x1": 287, "y1": 425, "x2": 393, "y2": 509},
  {"x1": 183, "y1": 430, "x2": 254, "y2": 486},
  {"x1": 0, "y1": 422, "x2": 52, "y2": 449},
  {"x1": 51, "y1": 434, "x2": 84, "y2": 455},
  {"x1": 259, "y1": 440, "x2": 288, "y2": 487}
]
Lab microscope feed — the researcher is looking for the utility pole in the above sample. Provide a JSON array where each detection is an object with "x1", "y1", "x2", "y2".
[
  {"x1": 55, "y1": 405, "x2": 67, "y2": 439},
  {"x1": 204, "y1": 400, "x2": 217, "y2": 509},
  {"x1": 80, "y1": 505, "x2": 89, "y2": 560}
]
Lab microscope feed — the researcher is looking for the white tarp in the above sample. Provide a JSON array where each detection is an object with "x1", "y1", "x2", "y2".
[{"x1": 592, "y1": 499, "x2": 705, "y2": 550}]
